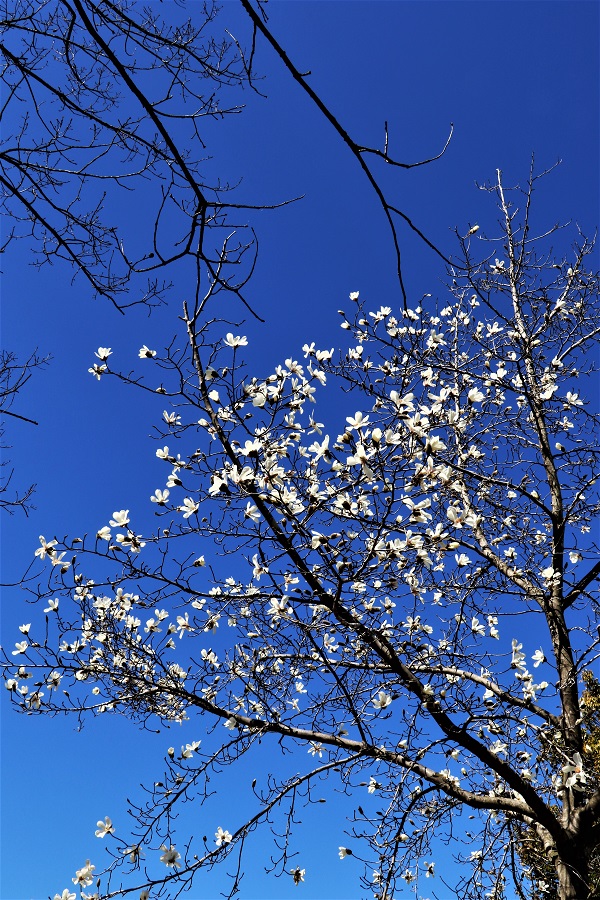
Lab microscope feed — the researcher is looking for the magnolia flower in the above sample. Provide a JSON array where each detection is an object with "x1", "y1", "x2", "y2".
[
  {"x1": 403, "y1": 496, "x2": 431, "y2": 523},
  {"x1": 424, "y1": 861, "x2": 435, "y2": 877},
  {"x1": 368, "y1": 776, "x2": 381, "y2": 794},
  {"x1": 96, "y1": 526, "x2": 111, "y2": 541},
  {"x1": 562, "y1": 753, "x2": 588, "y2": 791},
  {"x1": 426, "y1": 330, "x2": 446, "y2": 351},
  {"x1": 338, "y1": 847, "x2": 352, "y2": 859},
  {"x1": 425, "y1": 434, "x2": 446, "y2": 453},
  {"x1": 308, "y1": 435, "x2": 330, "y2": 461},
  {"x1": 180, "y1": 497, "x2": 199, "y2": 519},
  {"x1": 176, "y1": 613, "x2": 193, "y2": 638},
  {"x1": 346, "y1": 443, "x2": 374, "y2": 477},
  {"x1": 244, "y1": 502, "x2": 260, "y2": 522},
  {"x1": 292, "y1": 868, "x2": 306, "y2": 885},
  {"x1": 346, "y1": 411, "x2": 369, "y2": 429},
  {"x1": 215, "y1": 827, "x2": 232, "y2": 847},
  {"x1": 44, "y1": 598, "x2": 59, "y2": 613},
  {"x1": 109, "y1": 509, "x2": 130, "y2": 528},
  {"x1": 446, "y1": 507, "x2": 469, "y2": 528},
  {"x1": 223, "y1": 333, "x2": 248, "y2": 349},
  {"x1": 489, "y1": 740, "x2": 508, "y2": 757},
  {"x1": 159, "y1": 845, "x2": 181, "y2": 867},
  {"x1": 54, "y1": 891, "x2": 76, "y2": 900},
  {"x1": 468, "y1": 387, "x2": 485, "y2": 403},
  {"x1": 532, "y1": 649, "x2": 546, "y2": 668},
  {"x1": 471, "y1": 617, "x2": 486, "y2": 636},
  {"x1": 372, "y1": 690, "x2": 392, "y2": 711},
  {"x1": 349, "y1": 291, "x2": 360, "y2": 301},
  {"x1": 72, "y1": 861, "x2": 95, "y2": 887},
  {"x1": 95, "y1": 347, "x2": 112, "y2": 361},
  {"x1": 50, "y1": 551, "x2": 70, "y2": 569},
  {"x1": 115, "y1": 532, "x2": 146, "y2": 553},
  {"x1": 200, "y1": 648, "x2": 218, "y2": 666},
  {"x1": 35, "y1": 535, "x2": 57, "y2": 559},
  {"x1": 95, "y1": 817, "x2": 114, "y2": 838},
  {"x1": 511, "y1": 640, "x2": 526, "y2": 670},
  {"x1": 181, "y1": 740, "x2": 201, "y2": 758},
  {"x1": 167, "y1": 469, "x2": 183, "y2": 488},
  {"x1": 569, "y1": 550, "x2": 583, "y2": 564},
  {"x1": 88, "y1": 361, "x2": 108, "y2": 380},
  {"x1": 138, "y1": 345, "x2": 156, "y2": 358},
  {"x1": 565, "y1": 391, "x2": 583, "y2": 406},
  {"x1": 12, "y1": 641, "x2": 28, "y2": 656},
  {"x1": 151, "y1": 489, "x2": 170, "y2": 505},
  {"x1": 308, "y1": 742, "x2": 323, "y2": 757},
  {"x1": 455, "y1": 553, "x2": 471, "y2": 567}
]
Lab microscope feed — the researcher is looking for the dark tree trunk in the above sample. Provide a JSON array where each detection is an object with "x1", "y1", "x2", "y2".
[{"x1": 556, "y1": 851, "x2": 590, "y2": 900}]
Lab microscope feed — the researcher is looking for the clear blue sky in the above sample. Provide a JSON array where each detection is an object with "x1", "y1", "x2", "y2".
[{"x1": 1, "y1": 2, "x2": 598, "y2": 898}]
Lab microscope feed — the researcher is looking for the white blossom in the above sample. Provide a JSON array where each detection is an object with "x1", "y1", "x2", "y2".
[
  {"x1": 372, "y1": 690, "x2": 392, "y2": 711},
  {"x1": 215, "y1": 827, "x2": 233, "y2": 846},
  {"x1": 223, "y1": 333, "x2": 248, "y2": 349},
  {"x1": 160, "y1": 845, "x2": 181, "y2": 868},
  {"x1": 180, "y1": 497, "x2": 199, "y2": 519},
  {"x1": 532, "y1": 649, "x2": 546, "y2": 668},
  {"x1": 95, "y1": 816, "x2": 115, "y2": 838},
  {"x1": 562, "y1": 753, "x2": 588, "y2": 791}
]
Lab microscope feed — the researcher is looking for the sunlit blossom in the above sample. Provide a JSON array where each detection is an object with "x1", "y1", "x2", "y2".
[
  {"x1": 95, "y1": 816, "x2": 115, "y2": 838},
  {"x1": 159, "y1": 844, "x2": 181, "y2": 868},
  {"x1": 72, "y1": 861, "x2": 95, "y2": 887},
  {"x1": 372, "y1": 690, "x2": 392, "y2": 711},
  {"x1": 35, "y1": 535, "x2": 57, "y2": 560},
  {"x1": 532, "y1": 649, "x2": 546, "y2": 668},
  {"x1": 109, "y1": 509, "x2": 130, "y2": 528},
  {"x1": 562, "y1": 753, "x2": 588, "y2": 791},
  {"x1": 215, "y1": 826, "x2": 232, "y2": 846},
  {"x1": 180, "y1": 497, "x2": 199, "y2": 519}
]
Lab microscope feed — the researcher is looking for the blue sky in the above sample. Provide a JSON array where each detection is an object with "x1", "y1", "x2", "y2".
[{"x1": 1, "y1": 2, "x2": 599, "y2": 898}]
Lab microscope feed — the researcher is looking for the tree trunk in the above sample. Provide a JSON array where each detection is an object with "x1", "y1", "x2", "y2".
[{"x1": 556, "y1": 851, "x2": 590, "y2": 900}]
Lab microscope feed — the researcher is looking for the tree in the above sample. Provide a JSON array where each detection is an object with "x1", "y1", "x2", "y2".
[
  {"x1": 1, "y1": 2, "x2": 598, "y2": 899},
  {"x1": 0, "y1": 348, "x2": 47, "y2": 513},
  {"x1": 0, "y1": 0, "x2": 452, "y2": 315},
  {"x1": 0, "y1": 0, "x2": 265, "y2": 313},
  {"x1": 3, "y1": 165, "x2": 599, "y2": 900}
]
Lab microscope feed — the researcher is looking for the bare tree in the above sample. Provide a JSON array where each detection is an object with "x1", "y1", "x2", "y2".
[
  {"x1": 0, "y1": 0, "x2": 267, "y2": 313},
  {"x1": 0, "y1": 0, "x2": 453, "y2": 316},
  {"x1": 4, "y1": 169, "x2": 599, "y2": 900},
  {"x1": 0, "y1": 348, "x2": 47, "y2": 513}
]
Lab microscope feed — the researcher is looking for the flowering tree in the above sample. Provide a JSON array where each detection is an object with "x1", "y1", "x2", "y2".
[{"x1": 3, "y1": 169, "x2": 599, "y2": 900}]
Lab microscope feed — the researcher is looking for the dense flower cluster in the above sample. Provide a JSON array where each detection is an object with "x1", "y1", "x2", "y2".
[{"x1": 4, "y1": 181, "x2": 600, "y2": 900}]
